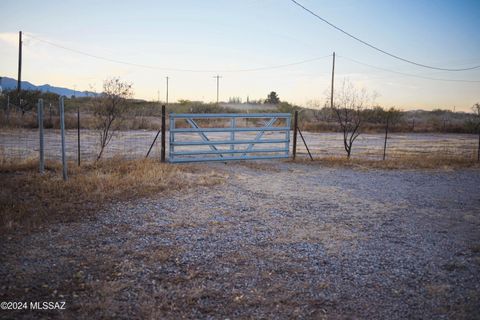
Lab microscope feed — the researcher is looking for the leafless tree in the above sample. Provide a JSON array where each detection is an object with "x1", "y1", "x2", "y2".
[
  {"x1": 93, "y1": 78, "x2": 133, "y2": 161},
  {"x1": 331, "y1": 80, "x2": 374, "y2": 158}
]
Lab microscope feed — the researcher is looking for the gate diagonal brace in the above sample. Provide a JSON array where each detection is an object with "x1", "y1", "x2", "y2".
[
  {"x1": 243, "y1": 117, "x2": 277, "y2": 156},
  {"x1": 186, "y1": 118, "x2": 224, "y2": 158}
]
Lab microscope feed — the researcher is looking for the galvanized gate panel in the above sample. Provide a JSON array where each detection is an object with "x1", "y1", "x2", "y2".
[{"x1": 169, "y1": 113, "x2": 290, "y2": 163}]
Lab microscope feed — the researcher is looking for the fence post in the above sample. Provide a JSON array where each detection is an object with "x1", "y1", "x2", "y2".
[
  {"x1": 292, "y1": 110, "x2": 298, "y2": 160},
  {"x1": 77, "y1": 105, "x2": 80, "y2": 166},
  {"x1": 38, "y1": 99, "x2": 44, "y2": 174},
  {"x1": 477, "y1": 129, "x2": 479, "y2": 162},
  {"x1": 161, "y1": 105, "x2": 166, "y2": 162},
  {"x1": 383, "y1": 114, "x2": 389, "y2": 160},
  {"x1": 59, "y1": 96, "x2": 67, "y2": 181}
]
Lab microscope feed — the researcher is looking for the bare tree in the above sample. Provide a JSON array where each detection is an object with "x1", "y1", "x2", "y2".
[
  {"x1": 93, "y1": 78, "x2": 133, "y2": 161},
  {"x1": 331, "y1": 80, "x2": 373, "y2": 158}
]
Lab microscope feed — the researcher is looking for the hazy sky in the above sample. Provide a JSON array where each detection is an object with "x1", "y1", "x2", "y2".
[{"x1": 1, "y1": 0, "x2": 479, "y2": 110}]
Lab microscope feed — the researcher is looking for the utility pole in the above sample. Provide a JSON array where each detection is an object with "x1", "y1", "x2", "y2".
[
  {"x1": 330, "y1": 52, "x2": 335, "y2": 109},
  {"x1": 17, "y1": 31, "x2": 22, "y2": 96},
  {"x1": 157, "y1": 90, "x2": 160, "y2": 103},
  {"x1": 213, "y1": 75, "x2": 221, "y2": 104},
  {"x1": 166, "y1": 76, "x2": 169, "y2": 105}
]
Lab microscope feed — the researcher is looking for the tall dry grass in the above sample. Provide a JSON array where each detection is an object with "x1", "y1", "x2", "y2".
[{"x1": 0, "y1": 158, "x2": 224, "y2": 233}]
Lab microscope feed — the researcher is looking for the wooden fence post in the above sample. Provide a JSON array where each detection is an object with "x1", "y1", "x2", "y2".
[
  {"x1": 161, "y1": 105, "x2": 166, "y2": 162},
  {"x1": 383, "y1": 113, "x2": 389, "y2": 160},
  {"x1": 292, "y1": 110, "x2": 298, "y2": 160}
]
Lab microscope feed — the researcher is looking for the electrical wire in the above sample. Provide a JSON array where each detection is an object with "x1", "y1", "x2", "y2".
[
  {"x1": 337, "y1": 55, "x2": 480, "y2": 83},
  {"x1": 24, "y1": 33, "x2": 332, "y2": 73},
  {"x1": 289, "y1": 0, "x2": 480, "y2": 72}
]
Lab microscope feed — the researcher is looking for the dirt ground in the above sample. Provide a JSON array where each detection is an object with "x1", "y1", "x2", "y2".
[{"x1": 1, "y1": 161, "x2": 480, "y2": 319}]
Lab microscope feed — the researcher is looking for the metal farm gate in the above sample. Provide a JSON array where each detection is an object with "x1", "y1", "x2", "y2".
[{"x1": 169, "y1": 113, "x2": 291, "y2": 163}]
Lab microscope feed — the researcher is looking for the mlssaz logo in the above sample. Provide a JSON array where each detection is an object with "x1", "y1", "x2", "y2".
[{"x1": 30, "y1": 302, "x2": 66, "y2": 310}]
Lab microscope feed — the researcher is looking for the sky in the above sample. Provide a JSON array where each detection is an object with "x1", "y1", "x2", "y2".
[{"x1": 1, "y1": 0, "x2": 479, "y2": 111}]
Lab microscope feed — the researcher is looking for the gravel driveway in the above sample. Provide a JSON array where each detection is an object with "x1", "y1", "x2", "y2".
[{"x1": 1, "y1": 162, "x2": 479, "y2": 319}]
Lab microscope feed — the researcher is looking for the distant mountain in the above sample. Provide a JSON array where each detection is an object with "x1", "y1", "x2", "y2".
[{"x1": 0, "y1": 76, "x2": 97, "y2": 97}]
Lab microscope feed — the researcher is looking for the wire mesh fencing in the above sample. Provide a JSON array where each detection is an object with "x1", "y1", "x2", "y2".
[
  {"x1": 294, "y1": 131, "x2": 479, "y2": 160},
  {"x1": 1, "y1": 101, "x2": 479, "y2": 169},
  {"x1": 0, "y1": 107, "x2": 167, "y2": 166}
]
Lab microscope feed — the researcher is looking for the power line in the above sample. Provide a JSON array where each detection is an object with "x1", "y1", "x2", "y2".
[
  {"x1": 24, "y1": 33, "x2": 331, "y2": 73},
  {"x1": 337, "y1": 55, "x2": 480, "y2": 83},
  {"x1": 289, "y1": 0, "x2": 480, "y2": 72}
]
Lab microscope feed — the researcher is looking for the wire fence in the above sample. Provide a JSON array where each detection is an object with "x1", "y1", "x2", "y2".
[
  {"x1": 0, "y1": 105, "x2": 479, "y2": 167},
  {"x1": 294, "y1": 131, "x2": 478, "y2": 160}
]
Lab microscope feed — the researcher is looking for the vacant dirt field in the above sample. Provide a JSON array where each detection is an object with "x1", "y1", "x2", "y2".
[{"x1": 1, "y1": 162, "x2": 479, "y2": 319}]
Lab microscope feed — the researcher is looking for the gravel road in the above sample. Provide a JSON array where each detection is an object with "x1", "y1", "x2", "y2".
[{"x1": 1, "y1": 162, "x2": 479, "y2": 319}]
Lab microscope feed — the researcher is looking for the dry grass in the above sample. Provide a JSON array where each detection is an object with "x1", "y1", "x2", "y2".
[
  {"x1": 293, "y1": 155, "x2": 480, "y2": 170},
  {"x1": 0, "y1": 157, "x2": 224, "y2": 233}
]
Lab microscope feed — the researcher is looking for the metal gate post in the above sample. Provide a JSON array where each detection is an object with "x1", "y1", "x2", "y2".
[
  {"x1": 37, "y1": 99, "x2": 44, "y2": 174},
  {"x1": 59, "y1": 96, "x2": 67, "y2": 181},
  {"x1": 293, "y1": 111, "x2": 298, "y2": 160},
  {"x1": 161, "y1": 105, "x2": 166, "y2": 162}
]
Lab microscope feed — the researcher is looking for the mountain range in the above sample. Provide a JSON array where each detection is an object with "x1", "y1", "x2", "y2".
[{"x1": 0, "y1": 76, "x2": 97, "y2": 97}]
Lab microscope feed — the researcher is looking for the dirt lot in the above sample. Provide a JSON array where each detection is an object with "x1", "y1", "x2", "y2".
[{"x1": 1, "y1": 161, "x2": 480, "y2": 319}]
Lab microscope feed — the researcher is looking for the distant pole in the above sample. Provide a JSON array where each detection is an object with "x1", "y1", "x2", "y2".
[
  {"x1": 330, "y1": 52, "x2": 335, "y2": 109},
  {"x1": 383, "y1": 112, "x2": 389, "y2": 160},
  {"x1": 38, "y1": 99, "x2": 44, "y2": 174},
  {"x1": 293, "y1": 110, "x2": 298, "y2": 160},
  {"x1": 59, "y1": 96, "x2": 68, "y2": 181},
  {"x1": 157, "y1": 90, "x2": 160, "y2": 103},
  {"x1": 161, "y1": 105, "x2": 166, "y2": 162},
  {"x1": 214, "y1": 75, "x2": 221, "y2": 104},
  {"x1": 17, "y1": 31, "x2": 22, "y2": 94},
  {"x1": 166, "y1": 76, "x2": 169, "y2": 105}
]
